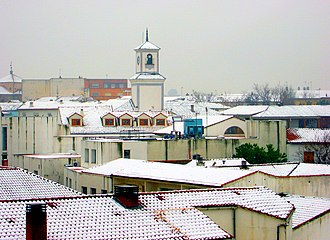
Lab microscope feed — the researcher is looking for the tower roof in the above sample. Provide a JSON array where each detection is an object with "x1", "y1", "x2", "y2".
[
  {"x1": 0, "y1": 73, "x2": 22, "y2": 83},
  {"x1": 134, "y1": 29, "x2": 160, "y2": 50},
  {"x1": 134, "y1": 41, "x2": 160, "y2": 50}
]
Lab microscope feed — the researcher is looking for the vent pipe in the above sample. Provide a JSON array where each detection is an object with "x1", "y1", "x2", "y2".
[{"x1": 26, "y1": 203, "x2": 47, "y2": 240}]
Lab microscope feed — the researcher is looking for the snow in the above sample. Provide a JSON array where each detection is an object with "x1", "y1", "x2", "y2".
[
  {"x1": 134, "y1": 41, "x2": 160, "y2": 50},
  {"x1": 283, "y1": 195, "x2": 330, "y2": 228},
  {"x1": 0, "y1": 185, "x2": 295, "y2": 239},
  {"x1": 287, "y1": 128, "x2": 330, "y2": 143},
  {"x1": 0, "y1": 168, "x2": 82, "y2": 200},
  {"x1": 0, "y1": 73, "x2": 22, "y2": 83},
  {"x1": 221, "y1": 105, "x2": 269, "y2": 116},
  {"x1": 253, "y1": 105, "x2": 330, "y2": 118},
  {"x1": 130, "y1": 73, "x2": 166, "y2": 80},
  {"x1": 83, "y1": 158, "x2": 256, "y2": 187}
]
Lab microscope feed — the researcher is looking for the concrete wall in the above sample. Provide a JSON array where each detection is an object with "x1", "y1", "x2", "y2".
[
  {"x1": 201, "y1": 207, "x2": 291, "y2": 240},
  {"x1": 22, "y1": 79, "x2": 50, "y2": 101},
  {"x1": 206, "y1": 117, "x2": 247, "y2": 137},
  {"x1": 292, "y1": 213, "x2": 330, "y2": 240}
]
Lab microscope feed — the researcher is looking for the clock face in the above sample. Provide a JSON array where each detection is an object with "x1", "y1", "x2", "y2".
[{"x1": 137, "y1": 56, "x2": 140, "y2": 65}]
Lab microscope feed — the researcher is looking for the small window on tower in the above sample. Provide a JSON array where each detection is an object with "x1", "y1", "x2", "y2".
[
  {"x1": 71, "y1": 119, "x2": 81, "y2": 126},
  {"x1": 147, "y1": 54, "x2": 153, "y2": 65}
]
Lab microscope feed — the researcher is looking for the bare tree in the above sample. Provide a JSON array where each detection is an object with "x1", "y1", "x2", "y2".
[
  {"x1": 271, "y1": 84, "x2": 296, "y2": 105},
  {"x1": 296, "y1": 131, "x2": 330, "y2": 164}
]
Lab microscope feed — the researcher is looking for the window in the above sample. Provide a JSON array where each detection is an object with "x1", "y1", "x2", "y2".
[
  {"x1": 71, "y1": 118, "x2": 81, "y2": 126},
  {"x1": 104, "y1": 82, "x2": 110, "y2": 88},
  {"x1": 69, "y1": 178, "x2": 72, "y2": 188},
  {"x1": 139, "y1": 119, "x2": 149, "y2": 126},
  {"x1": 91, "y1": 83, "x2": 99, "y2": 88},
  {"x1": 91, "y1": 149, "x2": 96, "y2": 164},
  {"x1": 2, "y1": 127, "x2": 7, "y2": 151},
  {"x1": 105, "y1": 92, "x2": 112, "y2": 96},
  {"x1": 224, "y1": 126, "x2": 244, "y2": 135},
  {"x1": 65, "y1": 177, "x2": 68, "y2": 186},
  {"x1": 111, "y1": 83, "x2": 116, "y2": 88},
  {"x1": 92, "y1": 92, "x2": 99, "y2": 97},
  {"x1": 122, "y1": 119, "x2": 131, "y2": 126},
  {"x1": 81, "y1": 186, "x2": 87, "y2": 194},
  {"x1": 156, "y1": 119, "x2": 165, "y2": 126},
  {"x1": 105, "y1": 118, "x2": 114, "y2": 126},
  {"x1": 90, "y1": 188, "x2": 97, "y2": 194},
  {"x1": 119, "y1": 83, "x2": 125, "y2": 88},
  {"x1": 85, "y1": 149, "x2": 89, "y2": 163},
  {"x1": 147, "y1": 54, "x2": 153, "y2": 65},
  {"x1": 123, "y1": 150, "x2": 130, "y2": 159}
]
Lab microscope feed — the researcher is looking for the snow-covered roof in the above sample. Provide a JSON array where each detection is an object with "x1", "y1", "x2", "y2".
[
  {"x1": 23, "y1": 153, "x2": 81, "y2": 159},
  {"x1": 186, "y1": 158, "x2": 250, "y2": 167},
  {"x1": 0, "y1": 186, "x2": 295, "y2": 239},
  {"x1": 295, "y1": 89, "x2": 330, "y2": 98},
  {"x1": 0, "y1": 167, "x2": 82, "y2": 200},
  {"x1": 83, "y1": 158, "x2": 256, "y2": 187},
  {"x1": 247, "y1": 162, "x2": 330, "y2": 176},
  {"x1": 284, "y1": 195, "x2": 330, "y2": 229},
  {"x1": 0, "y1": 102, "x2": 23, "y2": 111},
  {"x1": 59, "y1": 106, "x2": 169, "y2": 134},
  {"x1": 134, "y1": 40, "x2": 160, "y2": 50},
  {"x1": 0, "y1": 86, "x2": 12, "y2": 94},
  {"x1": 287, "y1": 128, "x2": 330, "y2": 143},
  {"x1": 253, "y1": 105, "x2": 330, "y2": 119},
  {"x1": 130, "y1": 73, "x2": 166, "y2": 80},
  {"x1": 0, "y1": 73, "x2": 22, "y2": 83},
  {"x1": 141, "y1": 186, "x2": 294, "y2": 220},
  {"x1": 221, "y1": 105, "x2": 269, "y2": 116}
]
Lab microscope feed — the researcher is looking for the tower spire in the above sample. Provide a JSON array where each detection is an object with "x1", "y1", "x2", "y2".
[
  {"x1": 146, "y1": 28, "x2": 149, "y2": 42},
  {"x1": 10, "y1": 62, "x2": 13, "y2": 75}
]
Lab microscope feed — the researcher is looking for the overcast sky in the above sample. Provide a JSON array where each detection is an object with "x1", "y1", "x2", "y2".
[{"x1": 1, "y1": 0, "x2": 329, "y2": 95}]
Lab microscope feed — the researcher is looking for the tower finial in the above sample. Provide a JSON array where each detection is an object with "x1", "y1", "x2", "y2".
[
  {"x1": 10, "y1": 62, "x2": 13, "y2": 75},
  {"x1": 146, "y1": 28, "x2": 149, "y2": 42}
]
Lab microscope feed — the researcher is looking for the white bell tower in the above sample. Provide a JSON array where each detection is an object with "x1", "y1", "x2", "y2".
[{"x1": 130, "y1": 29, "x2": 166, "y2": 111}]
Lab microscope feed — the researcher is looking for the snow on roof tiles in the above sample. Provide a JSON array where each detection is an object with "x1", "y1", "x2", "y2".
[
  {"x1": 83, "y1": 158, "x2": 257, "y2": 187},
  {"x1": 0, "y1": 73, "x2": 22, "y2": 83},
  {"x1": 253, "y1": 105, "x2": 330, "y2": 118},
  {"x1": 134, "y1": 41, "x2": 160, "y2": 50},
  {"x1": 140, "y1": 187, "x2": 294, "y2": 220},
  {"x1": 0, "y1": 194, "x2": 232, "y2": 239},
  {"x1": 283, "y1": 195, "x2": 330, "y2": 228},
  {"x1": 221, "y1": 105, "x2": 269, "y2": 116},
  {"x1": 287, "y1": 128, "x2": 330, "y2": 143},
  {"x1": 0, "y1": 168, "x2": 82, "y2": 200},
  {"x1": 130, "y1": 73, "x2": 166, "y2": 80}
]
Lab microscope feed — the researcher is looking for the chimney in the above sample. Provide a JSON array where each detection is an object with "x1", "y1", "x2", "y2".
[
  {"x1": 241, "y1": 160, "x2": 248, "y2": 169},
  {"x1": 29, "y1": 101, "x2": 33, "y2": 107},
  {"x1": 190, "y1": 105, "x2": 195, "y2": 112},
  {"x1": 26, "y1": 203, "x2": 47, "y2": 240},
  {"x1": 114, "y1": 185, "x2": 139, "y2": 208}
]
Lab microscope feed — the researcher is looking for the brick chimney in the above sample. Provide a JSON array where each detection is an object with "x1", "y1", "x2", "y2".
[
  {"x1": 114, "y1": 185, "x2": 139, "y2": 208},
  {"x1": 26, "y1": 203, "x2": 47, "y2": 240}
]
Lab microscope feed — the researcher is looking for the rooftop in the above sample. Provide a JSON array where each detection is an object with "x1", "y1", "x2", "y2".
[
  {"x1": 287, "y1": 128, "x2": 330, "y2": 143},
  {"x1": 284, "y1": 195, "x2": 330, "y2": 229},
  {"x1": 0, "y1": 186, "x2": 295, "y2": 239},
  {"x1": 0, "y1": 167, "x2": 82, "y2": 201}
]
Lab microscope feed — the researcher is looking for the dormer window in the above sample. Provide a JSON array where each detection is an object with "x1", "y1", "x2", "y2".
[
  {"x1": 139, "y1": 119, "x2": 149, "y2": 126},
  {"x1": 105, "y1": 118, "x2": 115, "y2": 126},
  {"x1": 122, "y1": 119, "x2": 131, "y2": 126},
  {"x1": 72, "y1": 119, "x2": 81, "y2": 126},
  {"x1": 156, "y1": 119, "x2": 165, "y2": 126},
  {"x1": 68, "y1": 113, "x2": 83, "y2": 127},
  {"x1": 146, "y1": 54, "x2": 153, "y2": 65}
]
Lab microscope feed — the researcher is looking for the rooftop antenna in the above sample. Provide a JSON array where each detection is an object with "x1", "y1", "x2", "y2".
[
  {"x1": 59, "y1": 68, "x2": 62, "y2": 78},
  {"x1": 146, "y1": 28, "x2": 149, "y2": 41},
  {"x1": 10, "y1": 62, "x2": 13, "y2": 75}
]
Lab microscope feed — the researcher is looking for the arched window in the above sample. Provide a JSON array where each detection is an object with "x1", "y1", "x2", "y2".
[
  {"x1": 224, "y1": 126, "x2": 244, "y2": 135},
  {"x1": 146, "y1": 54, "x2": 153, "y2": 65}
]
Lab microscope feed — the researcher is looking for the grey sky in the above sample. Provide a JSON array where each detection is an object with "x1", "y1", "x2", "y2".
[{"x1": 1, "y1": 0, "x2": 329, "y2": 94}]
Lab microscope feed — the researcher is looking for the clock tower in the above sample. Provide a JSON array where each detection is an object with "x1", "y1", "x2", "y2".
[{"x1": 130, "y1": 29, "x2": 166, "y2": 111}]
